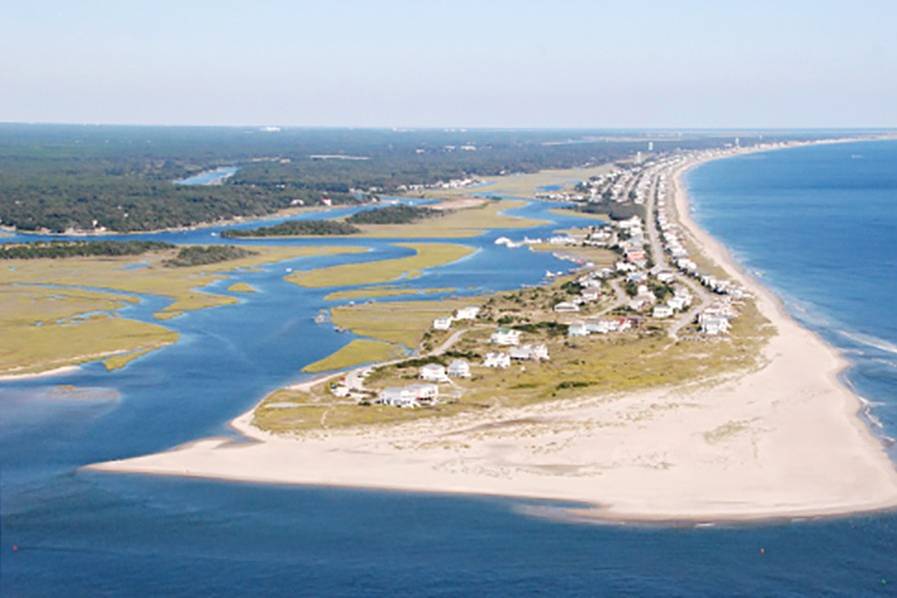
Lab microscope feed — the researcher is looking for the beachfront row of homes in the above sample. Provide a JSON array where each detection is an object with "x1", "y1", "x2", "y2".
[{"x1": 653, "y1": 158, "x2": 747, "y2": 335}]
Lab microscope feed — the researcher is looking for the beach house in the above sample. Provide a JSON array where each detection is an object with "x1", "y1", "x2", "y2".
[
  {"x1": 511, "y1": 343, "x2": 550, "y2": 361},
  {"x1": 432, "y1": 317, "x2": 453, "y2": 331},
  {"x1": 490, "y1": 328, "x2": 521, "y2": 346},
  {"x1": 419, "y1": 363, "x2": 449, "y2": 382},
  {"x1": 454, "y1": 306, "x2": 480, "y2": 321},
  {"x1": 483, "y1": 352, "x2": 511, "y2": 368},
  {"x1": 553, "y1": 301, "x2": 581, "y2": 313},
  {"x1": 652, "y1": 305, "x2": 674, "y2": 319},
  {"x1": 447, "y1": 359, "x2": 471, "y2": 378},
  {"x1": 378, "y1": 387, "x2": 417, "y2": 408},
  {"x1": 700, "y1": 314, "x2": 731, "y2": 336},
  {"x1": 408, "y1": 383, "x2": 439, "y2": 402}
]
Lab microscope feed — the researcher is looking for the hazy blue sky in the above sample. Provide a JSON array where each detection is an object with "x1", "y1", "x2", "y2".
[{"x1": 2, "y1": 0, "x2": 895, "y2": 128}]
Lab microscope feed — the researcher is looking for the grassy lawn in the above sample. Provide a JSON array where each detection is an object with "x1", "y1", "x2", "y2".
[
  {"x1": 303, "y1": 339, "x2": 405, "y2": 373},
  {"x1": 287, "y1": 243, "x2": 474, "y2": 288}
]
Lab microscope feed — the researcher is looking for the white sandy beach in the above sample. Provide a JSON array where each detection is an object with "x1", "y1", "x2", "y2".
[{"x1": 89, "y1": 148, "x2": 897, "y2": 523}]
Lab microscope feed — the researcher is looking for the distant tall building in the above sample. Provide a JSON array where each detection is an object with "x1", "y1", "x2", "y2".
[
  {"x1": 636, "y1": 151, "x2": 642, "y2": 162},
  {"x1": 648, "y1": 141, "x2": 654, "y2": 151},
  {"x1": 735, "y1": 137, "x2": 740, "y2": 147}
]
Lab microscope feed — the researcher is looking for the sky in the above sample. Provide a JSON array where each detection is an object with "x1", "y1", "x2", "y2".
[{"x1": 2, "y1": 0, "x2": 896, "y2": 128}]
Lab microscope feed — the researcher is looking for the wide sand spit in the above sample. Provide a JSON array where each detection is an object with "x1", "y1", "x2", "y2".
[{"x1": 89, "y1": 145, "x2": 897, "y2": 523}]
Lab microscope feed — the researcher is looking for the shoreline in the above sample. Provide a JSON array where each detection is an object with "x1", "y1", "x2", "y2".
[
  {"x1": 0, "y1": 365, "x2": 81, "y2": 382},
  {"x1": 86, "y1": 140, "x2": 897, "y2": 524}
]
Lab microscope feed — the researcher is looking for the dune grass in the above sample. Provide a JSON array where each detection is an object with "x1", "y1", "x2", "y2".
[
  {"x1": 256, "y1": 292, "x2": 773, "y2": 434},
  {"x1": 302, "y1": 339, "x2": 405, "y2": 373},
  {"x1": 287, "y1": 243, "x2": 474, "y2": 288}
]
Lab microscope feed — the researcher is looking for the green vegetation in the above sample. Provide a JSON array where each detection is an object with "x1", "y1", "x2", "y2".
[
  {"x1": 162, "y1": 245, "x2": 256, "y2": 268},
  {"x1": 346, "y1": 205, "x2": 439, "y2": 225},
  {"x1": 0, "y1": 124, "x2": 806, "y2": 232},
  {"x1": 287, "y1": 243, "x2": 474, "y2": 288},
  {"x1": 576, "y1": 200, "x2": 645, "y2": 221},
  {"x1": 349, "y1": 200, "x2": 546, "y2": 238},
  {"x1": 0, "y1": 285, "x2": 177, "y2": 377},
  {"x1": 0, "y1": 240, "x2": 173, "y2": 259},
  {"x1": 303, "y1": 339, "x2": 404, "y2": 373},
  {"x1": 222, "y1": 220, "x2": 360, "y2": 237}
]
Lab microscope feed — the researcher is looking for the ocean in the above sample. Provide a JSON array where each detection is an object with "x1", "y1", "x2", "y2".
[{"x1": 2, "y1": 142, "x2": 897, "y2": 596}]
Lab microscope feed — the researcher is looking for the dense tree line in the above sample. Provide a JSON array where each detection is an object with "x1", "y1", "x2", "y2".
[
  {"x1": 222, "y1": 220, "x2": 360, "y2": 237},
  {"x1": 0, "y1": 124, "x2": 832, "y2": 233},
  {"x1": 577, "y1": 200, "x2": 645, "y2": 221},
  {"x1": 346, "y1": 205, "x2": 439, "y2": 225},
  {"x1": 0, "y1": 240, "x2": 173, "y2": 259},
  {"x1": 163, "y1": 245, "x2": 256, "y2": 268}
]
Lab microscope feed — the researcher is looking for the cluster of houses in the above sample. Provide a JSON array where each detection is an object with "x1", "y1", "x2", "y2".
[
  {"x1": 568, "y1": 317, "x2": 634, "y2": 337},
  {"x1": 375, "y1": 324, "x2": 552, "y2": 408},
  {"x1": 650, "y1": 161, "x2": 747, "y2": 336},
  {"x1": 484, "y1": 327, "x2": 550, "y2": 368},
  {"x1": 698, "y1": 300, "x2": 737, "y2": 336},
  {"x1": 398, "y1": 176, "x2": 482, "y2": 193}
]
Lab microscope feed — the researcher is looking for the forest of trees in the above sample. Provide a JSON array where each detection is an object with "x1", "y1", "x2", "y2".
[
  {"x1": 0, "y1": 240, "x2": 173, "y2": 259},
  {"x1": 577, "y1": 200, "x2": 645, "y2": 221},
  {"x1": 0, "y1": 124, "x2": 824, "y2": 233},
  {"x1": 222, "y1": 220, "x2": 360, "y2": 237},
  {"x1": 345, "y1": 205, "x2": 439, "y2": 225},
  {"x1": 162, "y1": 246, "x2": 256, "y2": 268}
]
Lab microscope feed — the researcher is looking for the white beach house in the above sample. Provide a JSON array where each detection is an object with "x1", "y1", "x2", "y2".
[
  {"x1": 447, "y1": 359, "x2": 471, "y2": 378},
  {"x1": 454, "y1": 306, "x2": 480, "y2": 321},
  {"x1": 483, "y1": 352, "x2": 511, "y2": 368},
  {"x1": 432, "y1": 317, "x2": 453, "y2": 331},
  {"x1": 553, "y1": 301, "x2": 581, "y2": 313},
  {"x1": 378, "y1": 387, "x2": 417, "y2": 408},
  {"x1": 652, "y1": 305, "x2": 674, "y2": 319},
  {"x1": 568, "y1": 321, "x2": 590, "y2": 337},
  {"x1": 419, "y1": 363, "x2": 449, "y2": 382},
  {"x1": 490, "y1": 328, "x2": 521, "y2": 346}
]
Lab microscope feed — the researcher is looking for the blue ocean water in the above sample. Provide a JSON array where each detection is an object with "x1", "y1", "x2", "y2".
[
  {"x1": 2, "y1": 151, "x2": 897, "y2": 595},
  {"x1": 687, "y1": 140, "x2": 897, "y2": 452}
]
